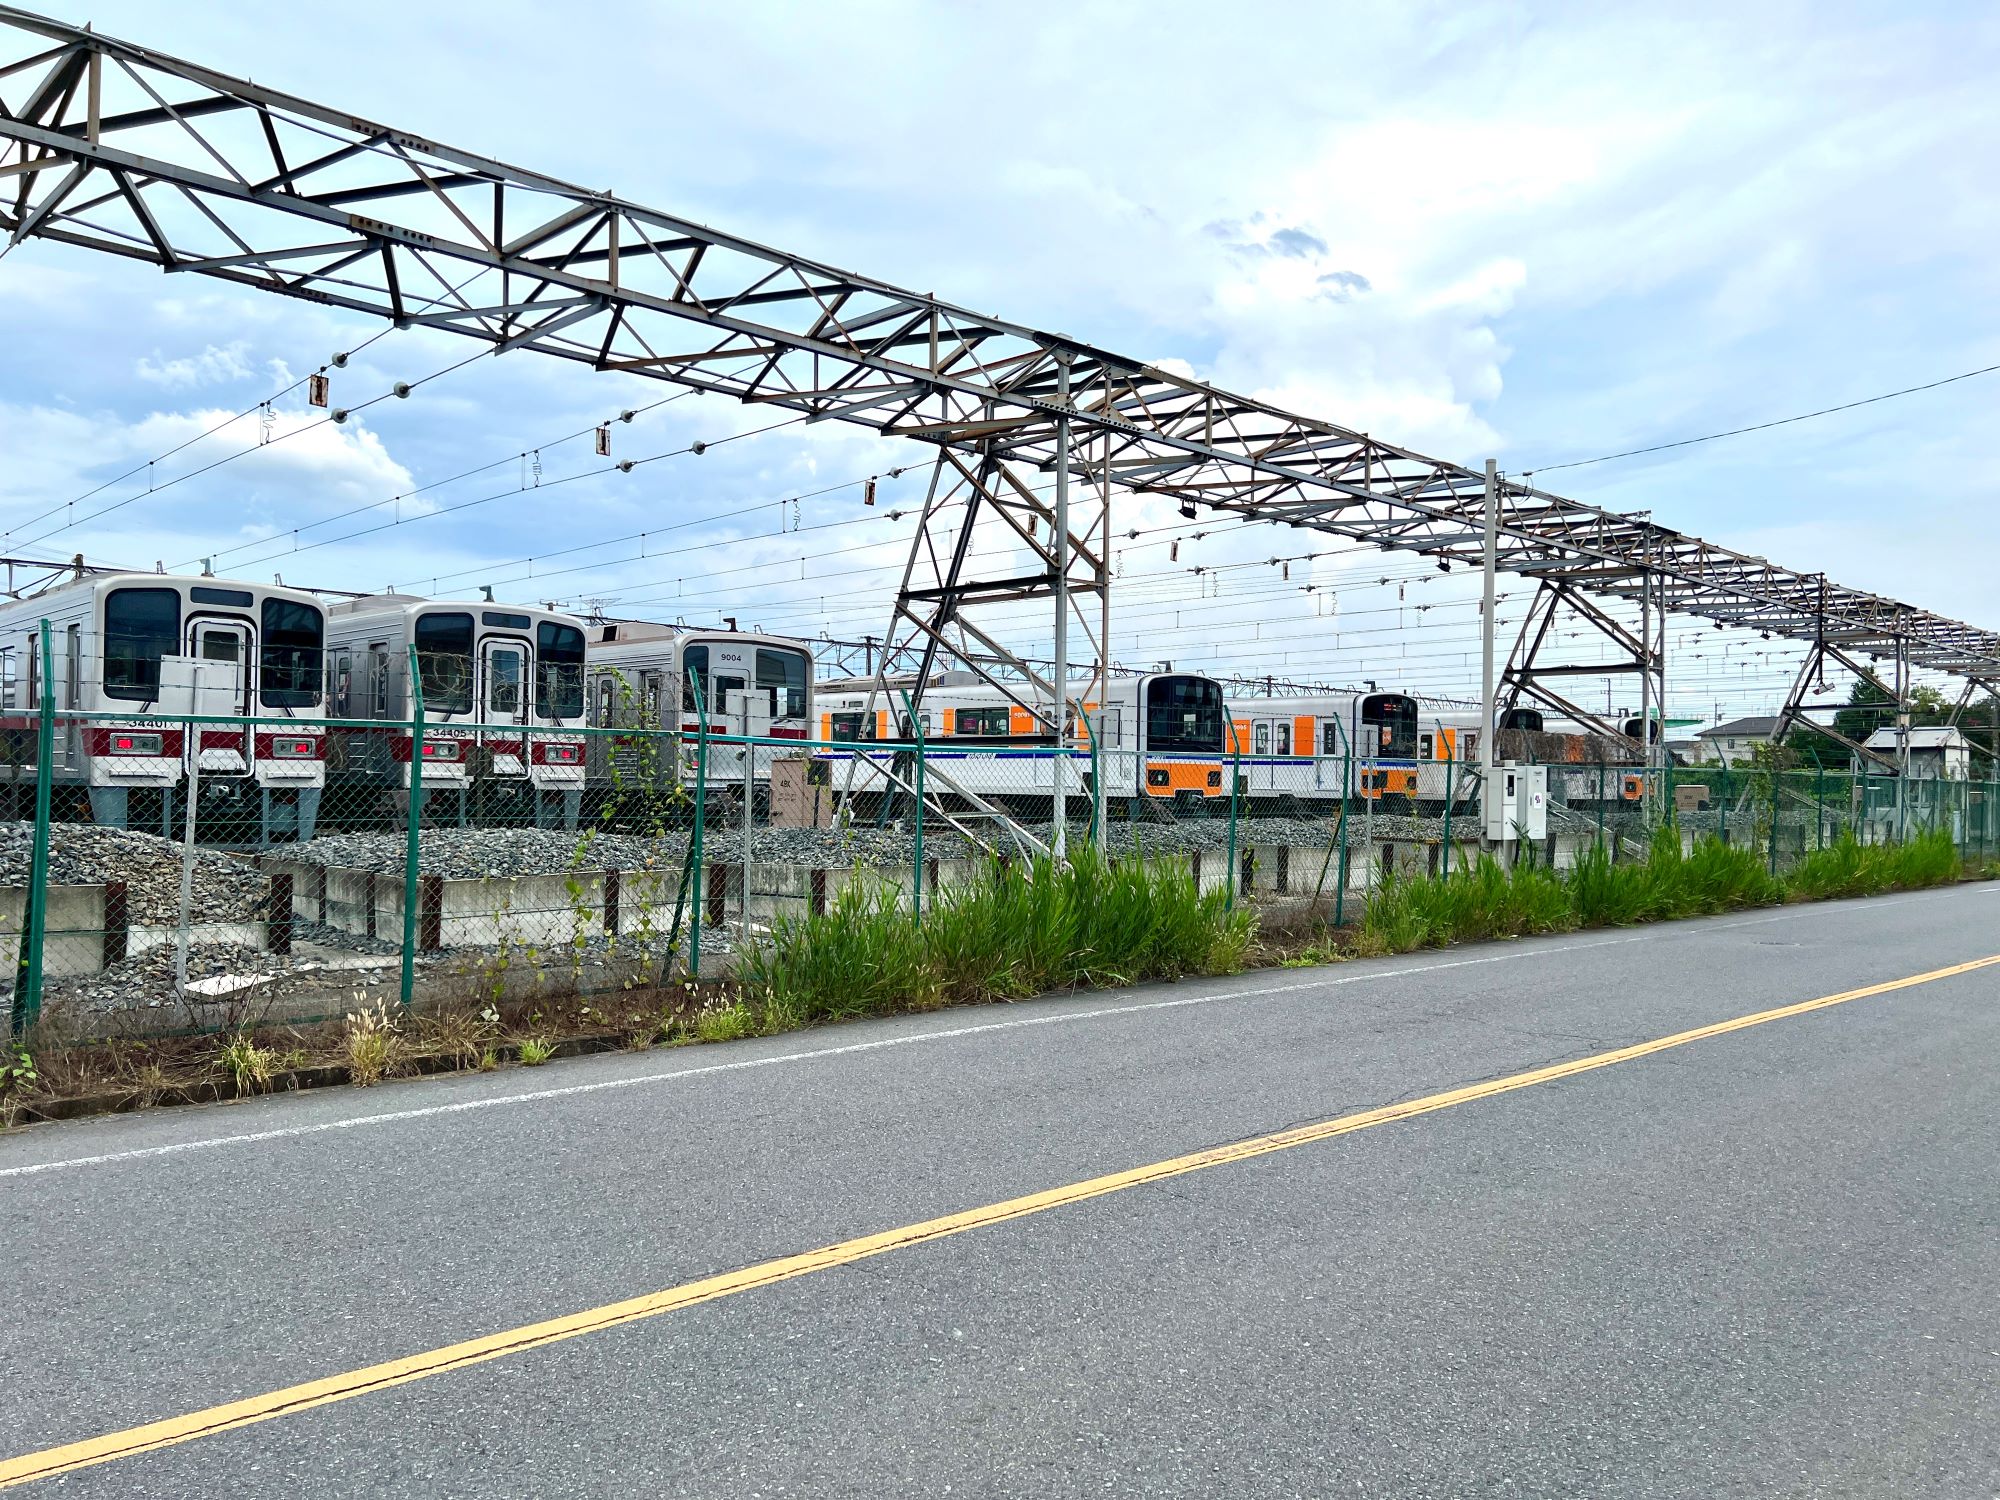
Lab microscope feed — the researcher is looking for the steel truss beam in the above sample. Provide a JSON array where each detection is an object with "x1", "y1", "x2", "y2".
[{"x1": 1, "y1": 6, "x2": 1995, "y2": 693}]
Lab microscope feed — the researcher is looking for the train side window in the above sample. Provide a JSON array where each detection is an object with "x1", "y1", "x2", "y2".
[
  {"x1": 1419, "y1": 732, "x2": 1434, "y2": 760},
  {"x1": 1, "y1": 649, "x2": 14, "y2": 711},
  {"x1": 331, "y1": 653, "x2": 352, "y2": 717},
  {"x1": 64, "y1": 624, "x2": 80, "y2": 710},
  {"x1": 1322, "y1": 723, "x2": 1340, "y2": 756},
  {"x1": 1276, "y1": 722, "x2": 1290, "y2": 756},
  {"x1": 1253, "y1": 722, "x2": 1270, "y2": 756},
  {"x1": 27, "y1": 635, "x2": 38, "y2": 709},
  {"x1": 369, "y1": 644, "x2": 389, "y2": 718}
]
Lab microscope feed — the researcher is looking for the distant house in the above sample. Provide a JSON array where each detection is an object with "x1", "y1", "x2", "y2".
[
  {"x1": 1863, "y1": 725, "x2": 1973, "y2": 780},
  {"x1": 1695, "y1": 716, "x2": 1781, "y2": 767}
]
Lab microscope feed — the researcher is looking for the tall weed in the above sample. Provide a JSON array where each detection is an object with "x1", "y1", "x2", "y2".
[{"x1": 741, "y1": 847, "x2": 1253, "y2": 1027}]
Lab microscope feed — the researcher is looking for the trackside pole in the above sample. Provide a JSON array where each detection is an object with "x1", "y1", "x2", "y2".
[
  {"x1": 1480, "y1": 459, "x2": 1499, "y2": 849},
  {"x1": 1052, "y1": 354, "x2": 1072, "y2": 862}
]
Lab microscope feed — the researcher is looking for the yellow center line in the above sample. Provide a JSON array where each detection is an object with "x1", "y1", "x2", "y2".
[{"x1": 5, "y1": 951, "x2": 1996, "y2": 1489}]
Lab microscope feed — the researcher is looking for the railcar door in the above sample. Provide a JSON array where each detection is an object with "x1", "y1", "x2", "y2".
[
  {"x1": 188, "y1": 618, "x2": 252, "y2": 775},
  {"x1": 1316, "y1": 718, "x2": 1347, "y2": 795},
  {"x1": 480, "y1": 638, "x2": 530, "y2": 778}
]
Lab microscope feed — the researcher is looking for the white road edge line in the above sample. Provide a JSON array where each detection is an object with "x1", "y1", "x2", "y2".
[{"x1": 0, "y1": 886, "x2": 1978, "y2": 1181}]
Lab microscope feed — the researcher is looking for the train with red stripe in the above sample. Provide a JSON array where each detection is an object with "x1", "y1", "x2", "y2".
[
  {"x1": 322, "y1": 594, "x2": 588, "y2": 825},
  {"x1": 0, "y1": 568, "x2": 327, "y2": 839}
]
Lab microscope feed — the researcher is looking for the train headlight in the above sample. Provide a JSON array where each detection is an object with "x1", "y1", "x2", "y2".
[
  {"x1": 271, "y1": 737, "x2": 316, "y2": 759},
  {"x1": 1206, "y1": 770, "x2": 1222, "y2": 788},
  {"x1": 1146, "y1": 768, "x2": 1170, "y2": 788},
  {"x1": 109, "y1": 733, "x2": 163, "y2": 756}
]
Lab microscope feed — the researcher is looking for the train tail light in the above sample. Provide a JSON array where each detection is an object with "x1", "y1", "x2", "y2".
[
  {"x1": 109, "y1": 732, "x2": 163, "y2": 755},
  {"x1": 421, "y1": 741, "x2": 462, "y2": 762},
  {"x1": 271, "y1": 737, "x2": 316, "y2": 759},
  {"x1": 544, "y1": 743, "x2": 581, "y2": 765}
]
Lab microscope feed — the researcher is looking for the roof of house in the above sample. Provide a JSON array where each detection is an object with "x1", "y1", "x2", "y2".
[
  {"x1": 1697, "y1": 716, "x2": 1780, "y2": 739},
  {"x1": 1863, "y1": 726, "x2": 1970, "y2": 750}
]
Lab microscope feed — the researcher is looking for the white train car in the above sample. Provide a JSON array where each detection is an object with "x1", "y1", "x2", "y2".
[
  {"x1": 0, "y1": 570, "x2": 326, "y2": 839},
  {"x1": 583, "y1": 621, "x2": 814, "y2": 798},
  {"x1": 815, "y1": 671, "x2": 1231, "y2": 816},
  {"x1": 1226, "y1": 690, "x2": 1423, "y2": 810},
  {"x1": 323, "y1": 595, "x2": 588, "y2": 824}
]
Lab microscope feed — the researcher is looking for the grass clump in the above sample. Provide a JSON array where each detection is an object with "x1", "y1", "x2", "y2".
[
  {"x1": 740, "y1": 846, "x2": 1253, "y2": 1031},
  {"x1": 1359, "y1": 829, "x2": 1786, "y2": 954},
  {"x1": 1788, "y1": 828, "x2": 1961, "y2": 901},
  {"x1": 216, "y1": 1032, "x2": 280, "y2": 1095},
  {"x1": 516, "y1": 1036, "x2": 555, "y2": 1066},
  {"x1": 344, "y1": 1001, "x2": 407, "y2": 1087}
]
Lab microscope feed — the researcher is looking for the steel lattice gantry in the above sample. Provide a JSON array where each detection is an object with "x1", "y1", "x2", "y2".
[{"x1": 3, "y1": 4, "x2": 1997, "y2": 744}]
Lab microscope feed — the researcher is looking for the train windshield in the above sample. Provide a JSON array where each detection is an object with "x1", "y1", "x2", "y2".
[
  {"x1": 1144, "y1": 676, "x2": 1224, "y2": 753},
  {"x1": 1361, "y1": 694, "x2": 1418, "y2": 758},
  {"x1": 1500, "y1": 707, "x2": 1544, "y2": 733},
  {"x1": 414, "y1": 612, "x2": 475, "y2": 713},
  {"x1": 102, "y1": 586, "x2": 181, "y2": 701},
  {"x1": 535, "y1": 621, "x2": 586, "y2": 720},
  {"x1": 756, "y1": 647, "x2": 809, "y2": 720},
  {"x1": 259, "y1": 598, "x2": 323, "y2": 708}
]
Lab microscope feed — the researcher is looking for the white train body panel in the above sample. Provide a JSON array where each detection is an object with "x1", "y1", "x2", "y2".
[
  {"x1": 584, "y1": 621, "x2": 814, "y2": 789},
  {"x1": 813, "y1": 673, "x2": 1230, "y2": 804},
  {"x1": 323, "y1": 596, "x2": 588, "y2": 793},
  {"x1": 0, "y1": 572, "x2": 327, "y2": 824},
  {"x1": 1228, "y1": 690, "x2": 1423, "y2": 804}
]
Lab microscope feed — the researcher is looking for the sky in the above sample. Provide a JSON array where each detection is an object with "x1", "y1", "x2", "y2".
[{"x1": 1, "y1": 0, "x2": 1996, "y2": 726}]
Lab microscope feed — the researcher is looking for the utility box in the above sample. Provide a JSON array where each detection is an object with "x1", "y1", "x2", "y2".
[
  {"x1": 1484, "y1": 762, "x2": 1548, "y2": 841},
  {"x1": 769, "y1": 754, "x2": 834, "y2": 828},
  {"x1": 1674, "y1": 783, "x2": 1710, "y2": 814}
]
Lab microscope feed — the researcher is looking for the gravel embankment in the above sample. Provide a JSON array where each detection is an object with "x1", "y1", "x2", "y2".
[{"x1": 0, "y1": 822, "x2": 270, "y2": 925}]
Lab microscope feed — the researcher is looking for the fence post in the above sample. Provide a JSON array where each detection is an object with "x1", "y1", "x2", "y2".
[
  {"x1": 1813, "y1": 754, "x2": 1825, "y2": 850},
  {"x1": 399, "y1": 645, "x2": 425, "y2": 1009},
  {"x1": 688, "y1": 673, "x2": 709, "y2": 980},
  {"x1": 1596, "y1": 761, "x2": 1605, "y2": 849},
  {"x1": 1439, "y1": 724, "x2": 1454, "y2": 868},
  {"x1": 1334, "y1": 737, "x2": 1352, "y2": 928},
  {"x1": 1767, "y1": 770, "x2": 1780, "y2": 878},
  {"x1": 902, "y1": 691, "x2": 924, "y2": 927},
  {"x1": 1225, "y1": 727, "x2": 1241, "y2": 910},
  {"x1": 1719, "y1": 761, "x2": 1731, "y2": 845},
  {"x1": 12, "y1": 620, "x2": 55, "y2": 1038}
]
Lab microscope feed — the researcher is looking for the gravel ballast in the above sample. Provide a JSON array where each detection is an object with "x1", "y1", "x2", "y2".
[{"x1": 0, "y1": 822, "x2": 270, "y2": 925}]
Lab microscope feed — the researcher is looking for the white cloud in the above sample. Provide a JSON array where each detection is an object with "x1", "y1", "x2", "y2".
[{"x1": 134, "y1": 341, "x2": 255, "y2": 389}]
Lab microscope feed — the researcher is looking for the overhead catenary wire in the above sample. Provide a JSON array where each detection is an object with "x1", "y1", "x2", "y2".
[
  {"x1": 16, "y1": 340, "x2": 498, "y2": 552},
  {"x1": 1530, "y1": 360, "x2": 2000, "y2": 474}
]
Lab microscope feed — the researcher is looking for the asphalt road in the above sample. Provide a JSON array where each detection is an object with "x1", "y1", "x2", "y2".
[{"x1": 3, "y1": 882, "x2": 1997, "y2": 1497}]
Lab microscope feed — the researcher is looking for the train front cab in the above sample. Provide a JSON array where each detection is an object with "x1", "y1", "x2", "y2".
[
  {"x1": 1355, "y1": 692, "x2": 1419, "y2": 808},
  {"x1": 85, "y1": 580, "x2": 326, "y2": 841},
  {"x1": 1138, "y1": 674, "x2": 1228, "y2": 812}
]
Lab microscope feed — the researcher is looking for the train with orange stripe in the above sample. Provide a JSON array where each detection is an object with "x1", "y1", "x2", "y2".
[
  {"x1": 814, "y1": 671, "x2": 1231, "y2": 817},
  {"x1": 0, "y1": 568, "x2": 328, "y2": 839},
  {"x1": 1227, "y1": 690, "x2": 1425, "y2": 810}
]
